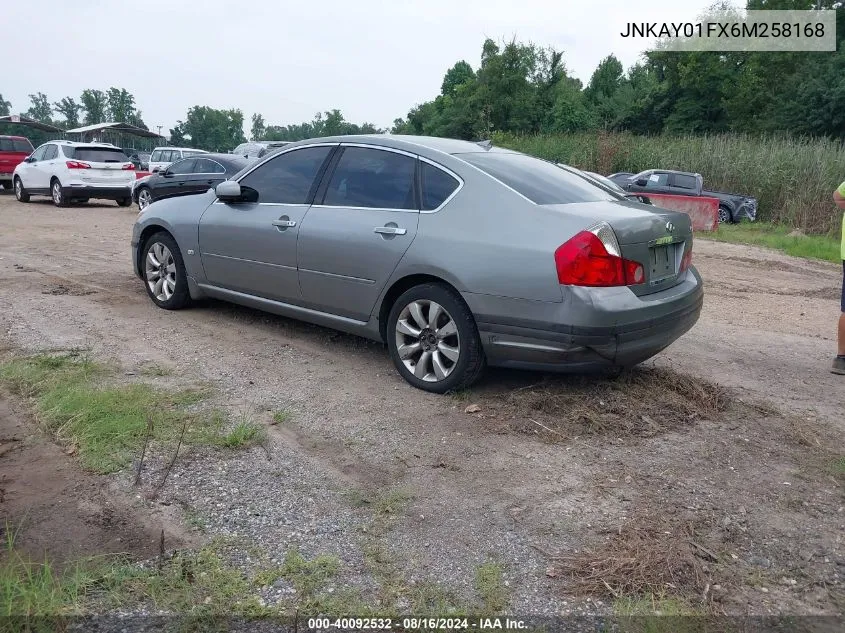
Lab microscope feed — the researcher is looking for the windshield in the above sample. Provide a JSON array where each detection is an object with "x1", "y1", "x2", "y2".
[
  {"x1": 459, "y1": 152, "x2": 616, "y2": 205},
  {"x1": 65, "y1": 147, "x2": 130, "y2": 163}
]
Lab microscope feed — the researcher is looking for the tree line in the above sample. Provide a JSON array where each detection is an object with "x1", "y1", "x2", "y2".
[{"x1": 393, "y1": 0, "x2": 845, "y2": 139}]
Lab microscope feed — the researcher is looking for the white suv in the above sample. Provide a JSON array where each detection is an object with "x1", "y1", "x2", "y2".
[
  {"x1": 13, "y1": 141, "x2": 136, "y2": 207},
  {"x1": 148, "y1": 147, "x2": 207, "y2": 173}
]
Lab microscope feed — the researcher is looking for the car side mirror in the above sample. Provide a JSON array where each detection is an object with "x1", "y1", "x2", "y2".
[
  {"x1": 161, "y1": 170, "x2": 172, "y2": 178},
  {"x1": 635, "y1": 178, "x2": 648, "y2": 187},
  {"x1": 25, "y1": 156, "x2": 35, "y2": 163},
  {"x1": 216, "y1": 180, "x2": 243, "y2": 202}
]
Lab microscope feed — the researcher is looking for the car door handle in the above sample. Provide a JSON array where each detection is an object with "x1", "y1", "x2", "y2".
[
  {"x1": 374, "y1": 226, "x2": 406, "y2": 235},
  {"x1": 272, "y1": 219, "x2": 297, "y2": 228}
]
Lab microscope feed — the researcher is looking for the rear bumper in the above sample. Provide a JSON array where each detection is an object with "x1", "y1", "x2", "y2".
[
  {"x1": 64, "y1": 185, "x2": 132, "y2": 200},
  {"x1": 465, "y1": 269, "x2": 704, "y2": 371}
]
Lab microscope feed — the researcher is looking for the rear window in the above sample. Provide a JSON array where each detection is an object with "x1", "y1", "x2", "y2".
[
  {"x1": 458, "y1": 152, "x2": 615, "y2": 205},
  {"x1": 65, "y1": 147, "x2": 129, "y2": 163},
  {"x1": 0, "y1": 138, "x2": 34, "y2": 152}
]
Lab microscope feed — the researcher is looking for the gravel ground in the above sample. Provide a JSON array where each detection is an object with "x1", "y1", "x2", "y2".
[{"x1": 1, "y1": 192, "x2": 842, "y2": 617}]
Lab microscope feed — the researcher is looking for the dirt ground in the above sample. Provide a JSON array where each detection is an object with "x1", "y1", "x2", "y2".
[{"x1": 0, "y1": 191, "x2": 842, "y2": 616}]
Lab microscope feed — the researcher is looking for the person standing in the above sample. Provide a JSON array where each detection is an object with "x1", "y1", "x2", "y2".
[{"x1": 832, "y1": 181, "x2": 845, "y2": 374}]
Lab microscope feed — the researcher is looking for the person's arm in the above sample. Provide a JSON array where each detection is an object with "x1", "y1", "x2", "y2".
[{"x1": 835, "y1": 182, "x2": 845, "y2": 209}]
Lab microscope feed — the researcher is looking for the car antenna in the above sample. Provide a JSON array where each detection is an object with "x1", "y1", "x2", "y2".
[{"x1": 475, "y1": 139, "x2": 492, "y2": 150}]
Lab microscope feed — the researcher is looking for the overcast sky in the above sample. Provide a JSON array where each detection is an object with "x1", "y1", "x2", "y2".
[{"x1": 6, "y1": 0, "x2": 723, "y2": 134}]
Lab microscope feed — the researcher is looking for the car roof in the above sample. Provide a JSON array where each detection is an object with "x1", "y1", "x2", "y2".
[
  {"x1": 0, "y1": 135, "x2": 30, "y2": 141},
  {"x1": 278, "y1": 134, "x2": 516, "y2": 157},
  {"x1": 639, "y1": 168, "x2": 702, "y2": 177},
  {"x1": 152, "y1": 146, "x2": 207, "y2": 152}
]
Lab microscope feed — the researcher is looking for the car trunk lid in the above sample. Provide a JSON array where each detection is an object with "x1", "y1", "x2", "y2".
[
  {"x1": 546, "y1": 200, "x2": 693, "y2": 296},
  {"x1": 67, "y1": 147, "x2": 136, "y2": 186}
]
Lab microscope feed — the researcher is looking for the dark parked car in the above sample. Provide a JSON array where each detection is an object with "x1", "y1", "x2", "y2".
[
  {"x1": 133, "y1": 153, "x2": 248, "y2": 210},
  {"x1": 608, "y1": 170, "x2": 757, "y2": 223}
]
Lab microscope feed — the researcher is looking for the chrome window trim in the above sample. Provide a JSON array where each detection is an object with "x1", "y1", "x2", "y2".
[
  {"x1": 234, "y1": 142, "x2": 340, "y2": 183},
  {"x1": 418, "y1": 156, "x2": 464, "y2": 214},
  {"x1": 318, "y1": 142, "x2": 420, "y2": 212}
]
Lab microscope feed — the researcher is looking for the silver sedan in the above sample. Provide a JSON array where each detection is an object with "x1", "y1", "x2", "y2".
[{"x1": 132, "y1": 135, "x2": 702, "y2": 393}]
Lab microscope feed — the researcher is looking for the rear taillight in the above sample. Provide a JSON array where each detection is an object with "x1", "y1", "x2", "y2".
[
  {"x1": 122, "y1": 163, "x2": 135, "y2": 170},
  {"x1": 680, "y1": 248, "x2": 693, "y2": 273},
  {"x1": 66, "y1": 161, "x2": 90, "y2": 169},
  {"x1": 555, "y1": 223, "x2": 645, "y2": 287}
]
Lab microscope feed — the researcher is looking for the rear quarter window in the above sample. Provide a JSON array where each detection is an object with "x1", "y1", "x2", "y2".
[
  {"x1": 458, "y1": 152, "x2": 615, "y2": 205},
  {"x1": 421, "y1": 161, "x2": 460, "y2": 210}
]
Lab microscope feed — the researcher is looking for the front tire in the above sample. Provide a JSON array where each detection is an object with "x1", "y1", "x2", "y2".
[
  {"x1": 14, "y1": 177, "x2": 29, "y2": 202},
  {"x1": 718, "y1": 205, "x2": 732, "y2": 224},
  {"x1": 117, "y1": 197, "x2": 132, "y2": 207},
  {"x1": 51, "y1": 179, "x2": 68, "y2": 207},
  {"x1": 141, "y1": 232, "x2": 191, "y2": 310},
  {"x1": 387, "y1": 283, "x2": 485, "y2": 393}
]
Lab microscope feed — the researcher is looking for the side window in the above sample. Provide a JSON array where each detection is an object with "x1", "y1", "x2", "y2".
[
  {"x1": 30, "y1": 145, "x2": 48, "y2": 162},
  {"x1": 421, "y1": 161, "x2": 459, "y2": 211},
  {"x1": 323, "y1": 147, "x2": 416, "y2": 210},
  {"x1": 671, "y1": 174, "x2": 697, "y2": 190},
  {"x1": 150, "y1": 150, "x2": 162, "y2": 162},
  {"x1": 167, "y1": 159, "x2": 195, "y2": 175},
  {"x1": 194, "y1": 158, "x2": 224, "y2": 174},
  {"x1": 42, "y1": 145, "x2": 58, "y2": 160},
  {"x1": 239, "y1": 145, "x2": 333, "y2": 204},
  {"x1": 645, "y1": 172, "x2": 669, "y2": 188}
]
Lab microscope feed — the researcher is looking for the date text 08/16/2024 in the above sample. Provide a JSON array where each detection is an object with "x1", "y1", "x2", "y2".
[{"x1": 307, "y1": 617, "x2": 528, "y2": 630}]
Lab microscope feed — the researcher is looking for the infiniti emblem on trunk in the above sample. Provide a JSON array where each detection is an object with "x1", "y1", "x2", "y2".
[{"x1": 665, "y1": 222, "x2": 675, "y2": 232}]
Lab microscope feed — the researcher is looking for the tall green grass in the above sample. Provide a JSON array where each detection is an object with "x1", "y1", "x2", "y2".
[{"x1": 493, "y1": 131, "x2": 845, "y2": 234}]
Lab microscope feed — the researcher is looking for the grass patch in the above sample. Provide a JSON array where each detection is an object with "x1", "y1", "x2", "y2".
[
  {"x1": 828, "y1": 456, "x2": 845, "y2": 481},
  {"x1": 474, "y1": 562, "x2": 508, "y2": 612},
  {"x1": 0, "y1": 353, "x2": 261, "y2": 473},
  {"x1": 271, "y1": 409, "x2": 291, "y2": 425},
  {"x1": 701, "y1": 222, "x2": 841, "y2": 263},
  {"x1": 138, "y1": 364, "x2": 173, "y2": 377},
  {"x1": 373, "y1": 488, "x2": 414, "y2": 517},
  {"x1": 613, "y1": 596, "x2": 707, "y2": 633},
  {"x1": 218, "y1": 420, "x2": 266, "y2": 449}
]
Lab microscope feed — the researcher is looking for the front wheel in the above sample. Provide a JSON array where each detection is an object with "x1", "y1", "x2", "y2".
[
  {"x1": 386, "y1": 283, "x2": 485, "y2": 393},
  {"x1": 141, "y1": 232, "x2": 191, "y2": 310},
  {"x1": 14, "y1": 177, "x2": 29, "y2": 202},
  {"x1": 718, "y1": 205, "x2": 732, "y2": 224},
  {"x1": 51, "y1": 179, "x2": 68, "y2": 207}
]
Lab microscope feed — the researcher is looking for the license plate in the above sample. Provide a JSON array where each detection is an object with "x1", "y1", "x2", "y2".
[{"x1": 649, "y1": 245, "x2": 675, "y2": 280}]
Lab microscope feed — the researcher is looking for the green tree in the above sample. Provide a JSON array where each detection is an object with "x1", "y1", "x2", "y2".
[
  {"x1": 250, "y1": 113, "x2": 266, "y2": 140},
  {"x1": 441, "y1": 61, "x2": 475, "y2": 97},
  {"x1": 106, "y1": 87, "x2": 137, "y2": 122},
  {"x1": 171, "y1": 106, "x2": 247, "y2": 151},
  {"x1": 26, "y1": 92, "x2": 53, "y2": 123},
  {"x1": 0, "y1": 94, "x2": 10, "y2": 116},
  {"x1": 53, "y1": 97, "x2": 82, "y2": 128},
  {"x1": 80, "y1": 90, "x2": 107, "y2": 125}
]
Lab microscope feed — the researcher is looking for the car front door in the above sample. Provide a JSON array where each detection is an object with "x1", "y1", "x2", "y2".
[
  {"x1": 197, "y1": 144, "x2": 337, "y2": 303},
  {"x1": 156, "y1": 158, "x2": 196, "y2": 200},
  {"x1": 297, "y1": 145, "x2": 420, "y2": 322},
  {"x1": 21, "y1": 144, "x2": 49, "y2": 190}
]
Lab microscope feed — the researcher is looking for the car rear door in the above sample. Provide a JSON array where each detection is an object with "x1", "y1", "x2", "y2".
[
  {"x1": 186, "y1": 158, "x2": 226, "y2": 195},
  {"x1": 296, "y1": 145, "x2": 420, "y2": 321},
  {"x1": 37, "y1": 144, "x2": 60, "y2": 188},
  {"x1": 197, "y1": 144, "x2": 337, "y2": 303}
]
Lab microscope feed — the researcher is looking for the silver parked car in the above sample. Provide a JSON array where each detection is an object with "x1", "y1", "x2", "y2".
[{"x1": 132, "y1": 135, "x2": 702, "y2": 393}]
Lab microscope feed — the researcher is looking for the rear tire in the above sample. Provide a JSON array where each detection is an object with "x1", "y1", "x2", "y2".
[
  {"x1": 13, "y1": 177, "x2": 29, "y2": 202},
  {"x1": 141, "y1": 231, "x2": 191, "y2": 310},
  {"x1": 117, "y1": 198, "x2": 132, "y2": 207},
  {"x1": 386, "y1": 283, "x2": 485, "y2": 393},
  {"x1": 51, "y1": 179, "x2": 68, "y2": 207}
]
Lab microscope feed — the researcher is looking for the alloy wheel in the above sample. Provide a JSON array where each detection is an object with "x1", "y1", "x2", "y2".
[
  {"x1": 145, "y1": 242, "x2": 176, "y2": 302},
  {"x1": 394, "y1": 300, "x2": 461, "y2": 382},
  {"x1": 138, "y1": 189, "x2": 152, "y2": 210},
  {"x1": 52, "y1": 182, "x2": 62, "y2": 205}
]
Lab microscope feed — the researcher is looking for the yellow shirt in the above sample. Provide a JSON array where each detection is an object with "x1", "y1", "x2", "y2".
[{"x1": 839, "y1": 181, "x2": 845, "y2": 260}]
